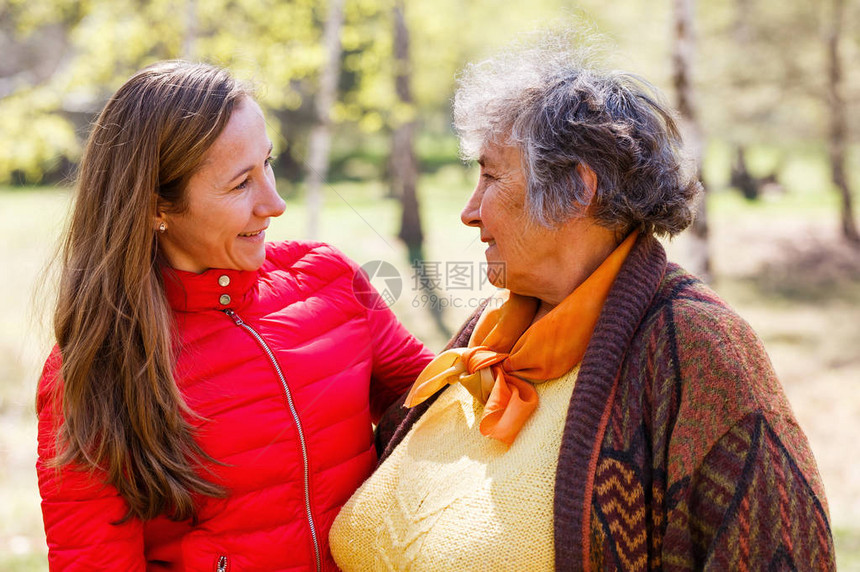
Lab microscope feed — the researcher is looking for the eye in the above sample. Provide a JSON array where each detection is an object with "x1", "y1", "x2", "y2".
[
  {"x1": 234, "y1": 178, "x2": 250, "y2": 191},
  {"x1": 265, "y1": 155, "x2": 277, "y2": 168}
]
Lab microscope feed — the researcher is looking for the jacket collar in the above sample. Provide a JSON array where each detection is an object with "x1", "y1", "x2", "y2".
[{"x1": 161, "y1": 266, "x2": 259, "y2": 313}]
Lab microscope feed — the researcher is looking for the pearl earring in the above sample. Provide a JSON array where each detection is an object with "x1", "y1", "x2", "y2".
[{"x1": 158, "y1": 222, "x2": 166, "y2": 233}]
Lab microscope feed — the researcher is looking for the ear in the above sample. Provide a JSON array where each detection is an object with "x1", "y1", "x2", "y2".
[
  {"x1": 154, "y1": 198, "x2": 170, "y2": 232},
  {"x1": 575, "y1": 162, "x2": 598, "y2": 207}
]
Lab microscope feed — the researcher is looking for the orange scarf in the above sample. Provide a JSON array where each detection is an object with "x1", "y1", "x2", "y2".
[{"x1": 404, "y1": 231, "x2": 637, "y2": 445}]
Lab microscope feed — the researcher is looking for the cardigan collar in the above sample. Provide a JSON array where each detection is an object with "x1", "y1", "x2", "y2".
[{"x1": 161, "y1": 266, "x2": 259, "y2": 313}]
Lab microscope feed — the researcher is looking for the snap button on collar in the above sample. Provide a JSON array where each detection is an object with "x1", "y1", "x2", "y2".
[
  {"x1": 219, "y1": 294, "x2": 231, "y2": 305},
  {"x1": 218, "y1": 275, "x2": 231, "y2": 287}
]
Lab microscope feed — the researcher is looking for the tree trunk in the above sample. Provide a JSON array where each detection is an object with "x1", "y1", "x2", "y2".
[
  {"x1": 672, "y1": 0, "x2": 711, "y2": 281},
  {"x1": 183, "y1": 0, "x2": 197, "y2": 59},
  {"x1": 733, "y1": 0, "x2": 752, "y2": 45},
  {"x1": 393, "y1": 122, "x2": 423, "y2": 261},
  {"x1": 392, "y1": 0, "x2": 423, "y2": 261},
  {"x1": 305, "y1": 0, "x2": 345, "y2": 238},
  {"x1": 392, "y1": 0, "x2": 449, "y2": 338},
  {"x1": 826, "y1": 0, "x2": 859, "y2": 245}
]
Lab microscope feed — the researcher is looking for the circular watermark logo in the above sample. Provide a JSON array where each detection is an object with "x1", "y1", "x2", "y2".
[{"x1": 353, "y1": 260, "x2": 403, "y2": 310}]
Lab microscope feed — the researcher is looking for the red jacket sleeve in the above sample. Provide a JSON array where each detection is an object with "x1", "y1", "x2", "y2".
[
  {"x1": 352, "y1": 266, "x2": 435, "y2": 423},
  {"x1": 36, "y1": 347, "x2": 146, "y2": 571}
]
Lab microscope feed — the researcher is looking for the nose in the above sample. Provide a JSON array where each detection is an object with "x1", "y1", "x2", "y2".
[
  {"x1": 256, "y1": 172, "x2": 286, "y2": 219},
  {"x1": 460, "y1": 184, "x2": 482, "y2": 228}
]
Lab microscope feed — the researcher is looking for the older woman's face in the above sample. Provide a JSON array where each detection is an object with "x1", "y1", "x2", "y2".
[
  {"x1": 461, "y1": 142, "x2": 565, "y2": 297},
  {"x1": 461, "y1": 141, "x2": 614, "y2": 303}
]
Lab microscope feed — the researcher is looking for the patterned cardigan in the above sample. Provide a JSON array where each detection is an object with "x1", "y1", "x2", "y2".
[{"x1": 375, "y1": 234, "x2": 835, "y2": 571}]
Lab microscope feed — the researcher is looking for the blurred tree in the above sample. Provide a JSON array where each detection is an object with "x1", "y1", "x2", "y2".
[
  {"x1": 0, "y1": 0, "x2": 653, "y2": 186},
  {"x1": 304, "y1": 0, "x2": 345, "y2": 239},
  {"x1": 391, "y1": 0, "x2": 421, "y2": 261},
  {"x1": 826, "y1": 0, "x2": 859, "y2": 245},
  {"x1": 673, "y1": 0, "x2": 711, "y2": 282},
  {"x1": 2, "y1": 0, "x2": 855, "y2": 250},
  {"x1": 182, "y1": 0, "x2": 197, "y2": 60},
  {"x1": 0, "y1": 0, "x2": 334, "y2": 184},
  {"x1": 697, "y1": 0, "x2": 858, "y2": 165},
  {"x1": 720, "y1": 0, "x2": 781, "y2": 201},
  {"x1": 693, "y1": 0, "x2": 859, "y2": 246},
  {"x1": 697, "y1": 0, "x2": 808, "y2": 149},
  {"x1": 0, "y1": 0, "x2": 87, "y2": 182},
  {"x1": 391, "y1": 0, "x2": 449, "y2": 338}
]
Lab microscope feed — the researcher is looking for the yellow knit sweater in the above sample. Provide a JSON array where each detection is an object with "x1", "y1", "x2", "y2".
[{"x1": 329, "y1": 366, "x2": 578, "y2": 571}]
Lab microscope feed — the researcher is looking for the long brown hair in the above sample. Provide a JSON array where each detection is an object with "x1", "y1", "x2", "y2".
[{"x1": 52, "y1": 61, "x2": 250, "y2": 521}]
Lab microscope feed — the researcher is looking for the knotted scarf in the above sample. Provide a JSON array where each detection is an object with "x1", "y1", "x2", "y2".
[{"x1": 404, "y1": 231, "x2": 637, "y2": 445}]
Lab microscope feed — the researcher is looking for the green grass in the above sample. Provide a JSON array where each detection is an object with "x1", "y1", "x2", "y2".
[
  {"x1": 0, "y1": 187, "x2": 70, "y2": 572},
  {"x1": 836, "y1": 528, "x2": 860, "y2": 571},
  {"x1": 3, "y1": 155, "x2": 859, "y2": 568}
]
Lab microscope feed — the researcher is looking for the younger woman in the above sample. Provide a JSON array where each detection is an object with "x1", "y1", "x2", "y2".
[{"x1": 37, "y1": 60, "x2": 432, "y2": 571}]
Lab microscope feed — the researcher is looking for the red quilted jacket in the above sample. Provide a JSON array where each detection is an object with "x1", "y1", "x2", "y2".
[{"x1": 37, "y1": 241, "x2": 434, "y2": 571}]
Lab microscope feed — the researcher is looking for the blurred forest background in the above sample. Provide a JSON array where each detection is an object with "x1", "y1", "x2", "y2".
[{"x1": 1, "y1": 0, "x2": 859, "y2": 569}]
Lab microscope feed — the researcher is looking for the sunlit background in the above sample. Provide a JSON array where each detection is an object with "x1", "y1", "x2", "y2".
[{"x1": 1, "y1": 0, "x2": 859, "y2": 569}]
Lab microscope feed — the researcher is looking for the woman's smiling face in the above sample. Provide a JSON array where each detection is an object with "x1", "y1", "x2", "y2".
[
  {"x1": 459, "y1": 141, "x2": 563, "y2": 296},
  {"x1": 157, "y1": 97, "x2": 286, "y2": 273},
  {"x1": 459, "y1": 140, "x2": 612, "y2": 304}
]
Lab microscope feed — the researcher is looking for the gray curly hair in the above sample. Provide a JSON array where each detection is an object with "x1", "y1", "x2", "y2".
[{"x1": 453, "y1": 34, "x2": 702, "y2": 237}]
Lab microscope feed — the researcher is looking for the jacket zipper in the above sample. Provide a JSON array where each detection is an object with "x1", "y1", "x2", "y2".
[
  {"x1": 224, "y1": 309, "x2": 322, "y2": 572},
  {"x1": 216, "y1": 555, "x2": 228, "y2": 572}
]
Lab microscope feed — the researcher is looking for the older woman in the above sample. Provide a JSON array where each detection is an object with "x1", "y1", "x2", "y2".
[
  {"x1": 36, "y1": 61, "x2": 433, "y2": 570},
  {"x1": 329, "y1": 38, "x2": 835, "y2": 570}
]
